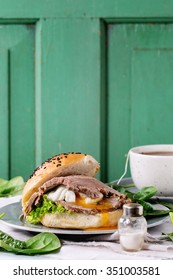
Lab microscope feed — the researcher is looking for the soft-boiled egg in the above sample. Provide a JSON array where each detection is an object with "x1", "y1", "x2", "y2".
[
  {"x1": 84, "y1": 195, "x2": 103, "y2": 204},
  {"x1": 47, "y1": 185, "x2": 104, "y2": 206},
  {"x1": 47, "y1": 185, "x2": 76, "y2": 203}
]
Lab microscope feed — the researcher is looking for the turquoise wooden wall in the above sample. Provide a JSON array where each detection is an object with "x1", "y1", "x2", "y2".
[{"x1": 1, "y1": 0, "x2": 173, "y2": 182}]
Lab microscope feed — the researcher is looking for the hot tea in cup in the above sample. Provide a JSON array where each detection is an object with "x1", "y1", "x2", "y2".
[{"x1": 129, "y1": 144, "x2": 173, "y2": 196}]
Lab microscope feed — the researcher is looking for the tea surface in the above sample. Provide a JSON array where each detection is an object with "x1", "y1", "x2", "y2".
[{"x1": 141, "y1": 151, "x2": 173, "y2": 156}]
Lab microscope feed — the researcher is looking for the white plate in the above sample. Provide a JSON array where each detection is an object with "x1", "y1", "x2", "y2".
[
  {"x1": 0, "y1": 199, "x2": 169, "y2": 235},
  {"x1": 0, "y1": 202, "x2": 116, "y2": 235}
]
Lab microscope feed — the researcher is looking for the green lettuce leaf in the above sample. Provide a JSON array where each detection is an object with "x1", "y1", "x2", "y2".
[{"x1": 26, "y1": 195, "x2": 69, "y2": 224}]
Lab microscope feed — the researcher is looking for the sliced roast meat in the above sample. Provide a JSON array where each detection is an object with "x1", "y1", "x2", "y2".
[
  {"x1": 58, "y1": 196, "x2": 127, "y2": 215},
  {"x1": 25, "y1": 175, "x2": 126, "y2": 215},
  {"x1": 58, "y1": 201, "x2": 98, "y2": 215},
  {"x1": 25, "y1": 192, "x2": 38, "y2": 215},
  {"x1": 40, "y1": 175, "x2": 125, "y2": 198}
]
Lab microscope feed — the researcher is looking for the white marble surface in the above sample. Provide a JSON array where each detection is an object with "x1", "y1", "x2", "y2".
[{"x1": 0, "y1": 196, "x2": 173, "y2": 260}]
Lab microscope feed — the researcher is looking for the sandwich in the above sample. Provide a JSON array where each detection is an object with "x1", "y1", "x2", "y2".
[{"x1": 22, "y1": 152, "x2": 129, "y2": 229}]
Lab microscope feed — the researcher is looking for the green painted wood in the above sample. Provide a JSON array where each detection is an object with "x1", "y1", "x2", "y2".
[
  {"x1": 0, "y1": 50, "x2": 9, "y2": 179},
  {"x1": 10, "y1": 26, "x2": 35, "y2": 180},
  {"x1": 35, "y1": 20, "x2": 42, "y2": 168},
  {"x1": 0, "y1": 25, "x2": 35, "y2": 180},
  {"x1": 100, "y1": 21, "x2": 107, "y2": 181},
  {"x1": 107, "y1": 23, "x2": 173, "y2": 181},
  {"x1": 0, "y1": 0, "x2": 173, "y2": 19},
  {"x1": 38, "y1": 19, "x2": 103, "y2": 177},
  {"x1": 1, "y1": 1, "x2": 173, "y2": 183},
  {"x1": 131, "y1": 49, "x2": 173, "y2": 145}
]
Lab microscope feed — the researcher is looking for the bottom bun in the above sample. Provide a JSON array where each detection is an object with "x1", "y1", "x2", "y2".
[{"x1": 40, "y1": 209, "x2": 123, "y2": 229}]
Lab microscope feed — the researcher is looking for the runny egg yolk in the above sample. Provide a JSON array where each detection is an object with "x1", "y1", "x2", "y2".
[
  {"x1": 85, "y1": 212, "x2": 118, "y2": 231},
  {"x1": 73, "y1": 194, "x2": 113, "y2": 211},
  {"x1": 101, "y1": 212, "x2": 109, "y2": 226},
  {"x1": 47, "y1": 186, "x2": 114, "y2": 212}
]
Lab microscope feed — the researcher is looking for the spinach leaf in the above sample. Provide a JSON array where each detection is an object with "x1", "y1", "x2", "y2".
[
  {"x1": 139, "y1": 201, "x2": 169, "y2": 216},
  {"x1": 0, "y1": 176, "x2": 25, "y2": 197},
  {"x1": 169, "y1": 212, "x2": 173, "y2": 224},
  {"x1": 0, "y1": 213, "x2": 5, "y2": 219},
  {"x1": 0, "y1": 231, "x2": 61, "y2": 255},
  {"x1": 158, "y1": 202, "x2": 173, "y2": 212},
  {"x1": 145, "y1": 209, "x2": 170, "y2": 216},
  {"x1": 108, "y1": 182, "x2": 135, "y2": 190},
  {"x1": 111, "y1": 184, "x2": 157, "y2": 202},
  {"x1": 24, "y1": 232, "x2": 61, "y2": 254},
  {"x1": 111, "y1": 186, "x2": 127, "y2": 194},
  {"x1": 139, "y1": 200, "x2": 153, "y2": 214},
  {"x1": 0, "y1": 178, "x2": 8, "y2": 187},
  {"x1": 132, "y1": 186, "x2": 157, "y2": 201},
  {"x1": 162, "y1": 232, "x2": 173, "y2": 242},
  {"x1": 110, "y1": 183, "x2": 169, "y2": 217}
]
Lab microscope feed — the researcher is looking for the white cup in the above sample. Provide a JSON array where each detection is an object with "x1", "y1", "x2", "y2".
[{"x1": 129, "y1": 144, "x2": 173, "y2": 196}]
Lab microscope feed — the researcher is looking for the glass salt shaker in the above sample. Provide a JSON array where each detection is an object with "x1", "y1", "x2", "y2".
[{"x1": 118, "y1": 203, "x2": 147, "y2": 252}]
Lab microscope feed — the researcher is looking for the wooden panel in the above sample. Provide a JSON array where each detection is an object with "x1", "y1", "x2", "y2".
[
  {"x1": 10, "y1": 26, "x2": 35, "y2": 180},
  {"x1": 1, "y1": 2, "x2": 173, "y2": 183},
  {"x1": 0, "y1": 50, "x2": 9, "y2": 179},
  {"x1": 38, "y1": 19, "x2": 103, "y2": 178},
  {"x1": 0, "y1": 25, "x2": 35, "y2": 180},
  {"x1": 107, "y1": 24, "x2": 132, "y2": 181},
  {"x1": 131, "y1": 50, "x2": 173, "y2": 145},
  {"x1": 0, "y1": 0, "x2": 172, "y2": 19},
  {"x1": 107, "y1": 24, "x2": 173, "y2": 181},
  {"x1": 35, "y1": 21, "x2": 42, "y2": 167}
]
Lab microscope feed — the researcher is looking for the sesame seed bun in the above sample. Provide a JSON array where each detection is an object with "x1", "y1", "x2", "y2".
[{"x1": 22, "y1": 152, "x2": 100, "y2": 213}]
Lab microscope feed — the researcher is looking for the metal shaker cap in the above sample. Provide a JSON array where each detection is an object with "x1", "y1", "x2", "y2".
[{"x1": 123, "y1": 203, "x2": 143, "y2": 217}]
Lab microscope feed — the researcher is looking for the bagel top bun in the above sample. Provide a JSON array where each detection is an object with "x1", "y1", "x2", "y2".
[{"x1": 22, "y1": 152, "x2": 99, "y2": 212}]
